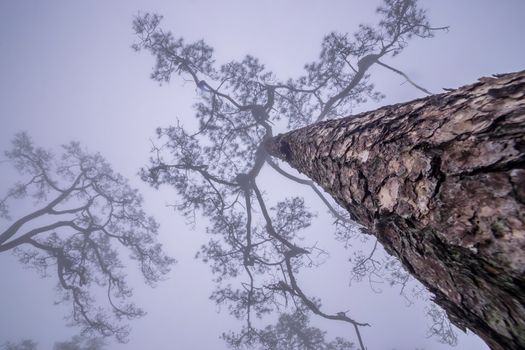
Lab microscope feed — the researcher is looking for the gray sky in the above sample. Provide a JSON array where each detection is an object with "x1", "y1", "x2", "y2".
[{"x1": 1, "y1": 0, "x2": 524, "y2": 349}]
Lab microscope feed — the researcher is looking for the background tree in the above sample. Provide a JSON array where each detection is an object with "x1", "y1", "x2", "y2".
[
  {"x1": 53, "y1": 335, "x2": 106, "y2": 350},
  {"x1": 133, "y1": 0, "x2": 447, "y2": 348},
  {"x1": 2, "y1": 340, "x2": 37, "y2": 350},
  {"x1": 0, "y1": 133, "x2": 175, "y2": 342},
  {"x1": 2, "y1": 335, "x2": 106, "y2": 350}
]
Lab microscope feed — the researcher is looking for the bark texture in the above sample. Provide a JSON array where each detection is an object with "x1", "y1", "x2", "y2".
[{"x1": 266, "y1": 71, "x2": 525, "y2": 350}]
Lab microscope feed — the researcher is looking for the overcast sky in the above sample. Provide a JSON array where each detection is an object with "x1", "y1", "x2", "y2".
[{"x1": 1, "y1": 1, "x2": 524, "y2": 349}]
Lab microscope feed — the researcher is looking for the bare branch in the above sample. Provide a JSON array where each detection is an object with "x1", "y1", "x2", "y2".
[{"x1": 376, "y1": 60, "x2": 432, "y2": 95}]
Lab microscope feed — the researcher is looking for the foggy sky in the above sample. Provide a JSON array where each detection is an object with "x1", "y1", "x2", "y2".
[{"x1": 1, "y1": 0, "x2": 524, "y2": 349}]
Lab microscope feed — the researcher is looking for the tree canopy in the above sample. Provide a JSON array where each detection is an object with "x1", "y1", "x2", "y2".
[
  {"x1": 133, "y1": 0, "x2": 447, "y2": 347},
  {"x1": 0, "y1": 133, "x2": 175, "y2": 342},
  {"x1": 223, "y1": 307, "x2": 355, "y2": 350}
]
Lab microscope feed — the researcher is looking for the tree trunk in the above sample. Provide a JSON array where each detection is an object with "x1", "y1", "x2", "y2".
[{"x1": 266, "y1": 71, "x2": 525, "y2": 350}]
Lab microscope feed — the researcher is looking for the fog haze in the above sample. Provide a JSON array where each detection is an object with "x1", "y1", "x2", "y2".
[{"x1": 1, "y1": 1, "x2": 524, "y2": 349}]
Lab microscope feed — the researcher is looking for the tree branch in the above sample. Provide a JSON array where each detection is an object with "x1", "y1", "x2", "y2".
[{"x1": 376, "y1": 60, "x2": 432, "y2": 95}]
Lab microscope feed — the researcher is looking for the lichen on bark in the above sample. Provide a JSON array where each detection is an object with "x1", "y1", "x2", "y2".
[{"x1": 266, "y1": 71, "x2": 525, "y2": 350}]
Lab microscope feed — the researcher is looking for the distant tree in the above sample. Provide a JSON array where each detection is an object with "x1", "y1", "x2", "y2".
[
  {"x1": 53, "y1": 335, "x2": 106, "y2": 350},
  {"x1": 3, "y1": 335, "x2": 105, "y2": 350},
  {"x1": 0, "y1": 133, "x2": 175, "y2": 342},
  {"x1": 426, "y1": 304, "x2": 457, "y2": 347},
  {"x1": 133, "y1": 0, "x2": 446, "y2": 348},
  {"x1": 2, "y1": 340, "x2": 37, "y2": 350}
]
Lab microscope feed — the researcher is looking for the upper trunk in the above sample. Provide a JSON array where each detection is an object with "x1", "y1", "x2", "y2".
[{"x1": 266, "y1": 71, "x2": 525, "y2": 350}]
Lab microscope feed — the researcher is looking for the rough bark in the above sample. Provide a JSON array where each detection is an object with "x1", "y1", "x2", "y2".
[{"x1": 266, "y1": 71, "x2": 525, "y2": 350}]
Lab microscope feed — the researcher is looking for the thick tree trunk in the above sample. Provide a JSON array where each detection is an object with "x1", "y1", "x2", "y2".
[{"x1": 266, "y1": 71, "x2": 525, "y2": 350}]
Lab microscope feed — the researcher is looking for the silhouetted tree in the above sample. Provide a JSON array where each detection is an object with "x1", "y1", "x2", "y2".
[
  {"x1": 3, "y1": 335, "x2": 105, "y2": 350},
  {"x1": 426, "y1": 304, "x2": 457, "y2": 347},
  {"x1": 2, "y1": 340, "x2": 37, "y2": 350},
  {"x1": 133, "y1": 0, "x2": 447, "y2": 348},
  {"x1": 53, "y1": 335, "x2": 106, "y2": 350},
  {"x1": 0, "y1": 133, "x2": 175, "y2": 342}
]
